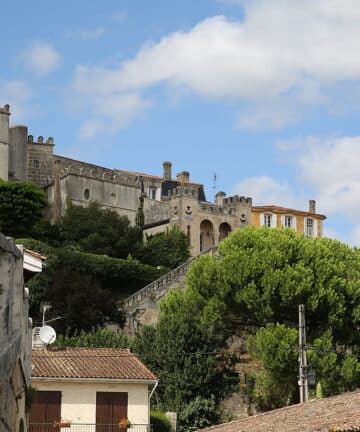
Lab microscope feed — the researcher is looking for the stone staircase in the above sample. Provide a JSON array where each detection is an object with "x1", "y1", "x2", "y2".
[{"x1": 122, "y1": 246, "x2": 217, "y2": 332}]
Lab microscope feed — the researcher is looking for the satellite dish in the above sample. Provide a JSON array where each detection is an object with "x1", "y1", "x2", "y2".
[{"x1": 39, "y1": 325, "x2": 57, "y2": 345}]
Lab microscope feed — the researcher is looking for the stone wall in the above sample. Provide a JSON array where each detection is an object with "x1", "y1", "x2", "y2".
[
  {"x1": 9, "y1": 125, "x2": 28, "y2": 182},
  {"x1": 26, "y1": 136, "x2": 54, "y2": 187},
  {"x1": 123, "y1": 247, "x2": 217, "y2": 332},
  {"x1": 0, "y1": 234, "x2": 31, "y2": 432}
]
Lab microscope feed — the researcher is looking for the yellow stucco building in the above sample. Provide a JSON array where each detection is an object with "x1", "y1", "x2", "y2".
[{"x1": 251, "y1": 200, "x2": 326, "y2": 238}]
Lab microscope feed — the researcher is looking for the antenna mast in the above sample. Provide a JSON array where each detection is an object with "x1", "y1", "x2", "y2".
[{"x1": 213, "y1": 172, "x2": 217, "y2": 201}]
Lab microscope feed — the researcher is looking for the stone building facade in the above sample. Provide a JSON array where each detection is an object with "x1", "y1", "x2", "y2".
[
  {"x1": 0, "y1": 104, "x2": 326, "y2": 256},
  {"x1": 0, "y1": 234, "x2": 43, "y2": 432}
]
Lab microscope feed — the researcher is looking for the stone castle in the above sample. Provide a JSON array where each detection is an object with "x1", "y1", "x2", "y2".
[{"x1": 0, "y1": 104, "x2": 325, "y2": 255}]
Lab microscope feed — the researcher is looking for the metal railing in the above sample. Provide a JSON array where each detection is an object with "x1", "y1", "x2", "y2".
[{"x1": 29, "y1": 424, "x2": 151, "y2": 432}]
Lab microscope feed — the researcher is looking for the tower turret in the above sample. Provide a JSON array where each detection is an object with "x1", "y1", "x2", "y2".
[{"x1": 0, "y1": 104, "x2": 10, "y2": 180}]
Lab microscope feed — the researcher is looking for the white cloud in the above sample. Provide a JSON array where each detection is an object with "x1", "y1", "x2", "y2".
[
  {"x1": 233, "y1": 175, "x2": 299, "y2": 207},
  {"x1": 78, "y1": 93, "x2": 151, "y2": 140},
  {"x1": 72, "y1": 1, "x2": 360, "y2": 132},
  {"x1": 275, "y1": 135, "x2": 360, "y2": 245},
  {"x1": 76, "y1": 27, "x2": 105, "y2": 41},
  {"x1": 19, "y1": 40, "x2": 61, "y2": 76},
  {"x1": 0, "y1": 80, "x2": 40, "y2": 121}
]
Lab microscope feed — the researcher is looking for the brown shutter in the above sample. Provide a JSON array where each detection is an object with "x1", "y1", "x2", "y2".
[
  {"x1": 29, "y1": 391, "x2": 61, "y2": 430},
  {"x1": 96, "y1": 392, "x2": 128, "y2": 432},
  {"x1": 112, "y1": 392, "x2": 128, "y2": 423}
]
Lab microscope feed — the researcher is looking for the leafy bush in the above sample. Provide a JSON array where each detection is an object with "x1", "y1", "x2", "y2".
[
  {"x1": 138, "y1": 226, "x2": 189, "y2": 269},
  {"x1": 59, "y1": 201, "x2": 143, "y2": 258},
  {"x1": 178, "y1": 396, "x2": 220, "y2": 432},
  {"x1": 0, "y1": 180, "x2": 47, "y2": 237},
  {"x1": 150, "y1": 411, "x2": 172, "y2": 432},
  {"x1": 19, "y1": 238, "x2": 166, "y2": 331}
]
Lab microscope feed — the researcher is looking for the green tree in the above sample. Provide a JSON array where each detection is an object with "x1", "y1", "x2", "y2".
[
  {"x1": 47, "y1": 266, "x2": 122, "y2": 333},
  {"x1": 132, "y1": 288, "x2": 231, "y2": 431},
  {"x1": 187, "y1": 227, "x2": 360, "y2": 346},
  {"x1": 247, "y1": 323, "x2": 298, "y2": 409},
  {"x1": 184, "y1": 227, "x2": 360, "y2": 408},
  {"x1": 18, "y1": 238, "x2": 165, "y2": 328},
  {"x1": 55, "y1": 327, "x2": 130, "y2": 348},
  {"x1": 59, "y1": 201, "x2": 143, "y2": 258},
  {"x1": 0, "y1": 180, "x2": 47, "y2": 237},
  {"x1": 138, "y1": 226, "x2": 190, "y2": 269}
]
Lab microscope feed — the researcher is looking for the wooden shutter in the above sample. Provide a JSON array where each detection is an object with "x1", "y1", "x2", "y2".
[
  {"x1": 96, "y1": 392, "x2": 128, "y2": 432},
  {"x1": 29, "y1": 390, "x2": 61, "y2": 427}
]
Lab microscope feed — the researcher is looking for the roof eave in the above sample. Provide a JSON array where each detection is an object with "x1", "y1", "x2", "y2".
[{"x1": 31, "y1": 377, "x2": 158, "y2": 384}]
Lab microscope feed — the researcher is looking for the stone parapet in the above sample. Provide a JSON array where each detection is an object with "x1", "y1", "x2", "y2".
[{"x1": 123, "y1": 246, "x2": 217, "y2": 332}]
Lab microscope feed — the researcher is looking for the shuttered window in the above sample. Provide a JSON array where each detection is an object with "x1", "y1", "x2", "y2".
[
  {"x1": 29, "y1": 390, "x2": 61, "y2": 425},
  {"x1": 96, "y1": 392, "x2": 128, "y2": 431}
]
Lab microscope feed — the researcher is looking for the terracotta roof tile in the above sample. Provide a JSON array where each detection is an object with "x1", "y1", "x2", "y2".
[
  {"x1": 32, "y1": 348, "x2": 157, "y2": 381},
  {"x1": 24, "y1": 248, "x2": 46, "y2": 260},
  {"x1": 252, "y1": 205, "x2": 327, "y2": 220},
  {"x1": 201, "y1": 391, "x2": 360, "y2": 432}
]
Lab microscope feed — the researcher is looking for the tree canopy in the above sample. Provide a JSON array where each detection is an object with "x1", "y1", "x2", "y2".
[
  {"x1": 59, "y1": 201, "x2": 143, "y2": 258},
  {"x1": 184, "y1": 227, "x2": 360, "y2": 408},
  {"x1": 138, "y1": 226, "x2": 190, "y2": 269},
  {"x1": 18, "y1": 238, "x2": 166, "y2": 332},
  {"x1": 0, "y1": 180, "x2": 47, "y2": 237}
]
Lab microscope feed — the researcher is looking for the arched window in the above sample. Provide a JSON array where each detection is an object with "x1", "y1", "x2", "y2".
[
  {"x1": 219, "y1": 222, "x2": 231, "y2": 242},
  {"x1": 200, "y1": 220, "x2": 214, "y2": 252},
  {"x1": 84, "y1": 188, "x2": 90, "y2": 200}
]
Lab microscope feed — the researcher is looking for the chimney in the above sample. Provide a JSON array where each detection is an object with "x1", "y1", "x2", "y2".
[
  {"x1": 215, "y1": 191, "x2": 226, "y2": 205},
  {"x1": 163, "y1": 161, "x2": 172, "y2": 180},
  {"x1": 177, "y1": 171, "x2": 190, "y2": 183},
  {"x1": 309, "y1": 200, "x2": 316, "y2": 213}
]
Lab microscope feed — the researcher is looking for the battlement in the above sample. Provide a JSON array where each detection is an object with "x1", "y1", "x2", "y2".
[
  {"x1": 58, "y1": 162, "x2": 140, "y2": 188},
  {"x1": 169, "y1": 184, "x2": 200, "y2": 199},
  {"x1": 198, "y1": 196, "x2": 251, "y2": 215},
  {"x1": 223, "y1": 195, "x2": 252, "y2": 206},
  {"x1": 28, "y1": 135, "x2": 54, "y2": 145}
]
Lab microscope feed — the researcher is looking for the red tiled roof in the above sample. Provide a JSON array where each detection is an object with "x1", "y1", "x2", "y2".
[
  {"x1": 31, "y1": 348, "x2": 157, "y2": 381},
  {"x1": 201, "y1": 391, "x2": 360, "y2": 432},
  {"x1": 252, "y1": 205, "x2": 327, "y2": 220}
]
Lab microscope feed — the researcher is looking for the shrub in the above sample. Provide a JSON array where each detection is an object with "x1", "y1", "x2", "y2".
[
  {"x1": 0, "y1": 180, "x2": 48, "y2": 238},
  {"x1": 150, "y1": 411, "x2": 172, "y2": 432}
]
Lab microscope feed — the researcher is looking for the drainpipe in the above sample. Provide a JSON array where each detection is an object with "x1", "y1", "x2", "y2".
[{"x1": 148, "y1": 381, "x2": 159, "y2": 428}]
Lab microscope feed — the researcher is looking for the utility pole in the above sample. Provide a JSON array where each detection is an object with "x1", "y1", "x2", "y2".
[{"x1": 298, "y1": 304, "x2": 308, "y2": 403}]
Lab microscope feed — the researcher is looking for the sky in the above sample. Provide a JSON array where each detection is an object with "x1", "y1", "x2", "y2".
[{"x1": 2, "y1": 0, "x2": 360, "y2": 244}]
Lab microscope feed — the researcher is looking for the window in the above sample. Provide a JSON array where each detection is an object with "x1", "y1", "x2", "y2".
[
  {"x1": 149, "y1": 187, "x2": 157, "y2": 200},
  {"x1": 306, "y1": 218, "x2": 314, "y2": 237},
  {"x1": 33, "y1": 159, "x2": 39, "y2": 170},
  {"x1": 264, "y1": 214, "x2": 272, "y2": 227},
  {"x1": 96, "y1": 392, "x2": 128, "y2": 426},
  {"x1": 187, "y1": 225, "x2": 191, "y2": 246},
  {"x1": 29, "y1": 391, "x2": 61, "y2": 425},
  {"x1": 84, "y1": 189, "x2": 90, "y2": 200},
  {"x1": 283, "y1": 215, "x2": 292, "y2": 228}
]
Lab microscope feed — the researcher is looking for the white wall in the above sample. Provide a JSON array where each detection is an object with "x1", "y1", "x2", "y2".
[{"x1": 31, "y1": 380, "x2": 150, "y2": 424}]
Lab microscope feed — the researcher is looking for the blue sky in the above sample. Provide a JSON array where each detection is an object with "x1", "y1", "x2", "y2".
[{"x1": 2, "y1": 0, "x2": 360, "y2": 244}]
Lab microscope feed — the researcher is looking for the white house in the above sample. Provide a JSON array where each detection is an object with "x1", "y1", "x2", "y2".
[{"x1": 29, "y1": 347, "x2": 158, "y2": 431}]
